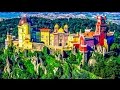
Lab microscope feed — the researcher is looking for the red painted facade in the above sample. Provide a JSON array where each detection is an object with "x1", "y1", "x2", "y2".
[{"x1": 73, "y1": 16, "x2": 107, "y2": 52}]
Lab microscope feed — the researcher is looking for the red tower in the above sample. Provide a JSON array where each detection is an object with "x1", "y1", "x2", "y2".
[
  {"x1": 94, "y1": 16, "x2": 107, "y2": 46},
  {"x1": 95, "y1": 16, "x2": 107, "y2": 35},
  {"x1": 79, "y1": 35, "x2": 87, "y2": 52}
]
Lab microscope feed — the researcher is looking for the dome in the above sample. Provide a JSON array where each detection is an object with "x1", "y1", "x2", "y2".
[
  {"x1": 58, "y1": 28, "x2": 64, "y2": 33},
  {"x1": 64, "y1": 24, "x2": 68, "y2": 29},
  {"x1": 18, "y1": 16, "x2": 33, "y2": 26},
  {"x1": 54, "y1": 24, "x2": 59, "y2": 29},
  {"x1": 19, "y1": 17, "x2": 27, "y2": 26}
]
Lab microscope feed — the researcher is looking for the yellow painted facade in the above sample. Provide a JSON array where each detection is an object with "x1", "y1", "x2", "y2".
[
  {"x1": 67, "y1": 35, "x2": 73, "y2": 47},
  {"x1": 41, "y1": 31, "x2": 50, "y2": 46},
  {"x1": 5, "y1": 34, "x2": 12, "y2": 49},
  {"x1": 23, "y1": 40, "x2": 32, "y2": 49},
  {"x1": 73, "y1": 36, "x2": 79, "y2": 42},
  {"x1": 18, "y1": 22, "x2": 32, "y2": 49},
  {"x1": 5, "y1": 21, "x2": 81, "y2": 52},
  {"x1": 50, "y1": 33, "x2": 54, "y2": 45}
]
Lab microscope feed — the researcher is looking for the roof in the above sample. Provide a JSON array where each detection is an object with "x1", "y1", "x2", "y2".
[
  {"x1": 39, "y1": 28, "x2": 50, "y2": 32},
  {"x1": 58, "y1": 28, "x2": 64, "y2": 33},
  {"x1": 54, "y1": 24, "x2": 59, "y2": 28},
  {"x1": 19, "y1": 17, "x2": 27, "y2": 26},
  {"x1": 18, "y1": 16, "x2": 33, "y2": 26},
  {"x1": 64, "y1": 24, "x2": 68, "y2": 29},
  {"x1": 83, "y1": 31, "x2": 95, "y2": 38}
]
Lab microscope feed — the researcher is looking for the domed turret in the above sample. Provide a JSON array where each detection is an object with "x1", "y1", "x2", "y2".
[
  {"x1": 58, "y1": 27, "x2": 64, "y2": 33},
  {"x1": 18, "y1": 16, "x2": 28, "y2": 26},
  {"x1": 64, "y1": 24, "x2": 68, "y2": 29},
  {"x1": 64, "y1": 24, "x2": 68, "y2": 33},
  {"x1": 54, "y1": 24, "x2": 59, "y2": 32},
  {"x1": 54, "y1": 24, "x2": 59, "y2": 29},
  {"x1": 18, "y1": 15, "x2": 33, "y2": 26}
]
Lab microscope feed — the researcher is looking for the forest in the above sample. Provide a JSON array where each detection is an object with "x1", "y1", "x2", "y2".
[{"x1": 0, "y1": 17, "x2": 120, "y2": 79}]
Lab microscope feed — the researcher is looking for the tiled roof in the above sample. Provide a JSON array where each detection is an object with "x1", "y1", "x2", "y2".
[
  {"x1": 83, "y1": 31, "x2": 95, "y2": 38},
  {"x1": 39, "y1": 28, "x2": 50, "y2": 32}
]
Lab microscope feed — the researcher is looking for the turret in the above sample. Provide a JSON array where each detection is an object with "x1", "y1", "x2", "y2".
[
  {"x1": 54, "y1": 24, "x2": 59, "y2": 33},
  {"x1": 64, "y1": 24, "x2": 68, "y2": 33},
  {"x1": 79, "y1": 35, "x2": 88, "y2": 63},
  {"x1": 95, "y1": 15, "x2": 107, "y2": 35},
  {"x1": 5, "y1": 32, "x2": 12, "y2": 49}
]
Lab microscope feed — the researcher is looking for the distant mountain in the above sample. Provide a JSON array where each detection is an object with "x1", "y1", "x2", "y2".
[{"x1": 0, "y1": 12, "x2": 120, "y2": 24}]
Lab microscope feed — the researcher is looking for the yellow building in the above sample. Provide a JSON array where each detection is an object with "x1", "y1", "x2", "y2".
[
  {"x1": 5, "y1": 32, "x2": 12, "y2": 49},
  {"x1": 66, "y1": 32, "x2": 79, "y2": 48},
  {"x1": 50, "y1": 33, "x2": 54, "y2": 46},
  {"x1": 18, "y1": 17, "x2": 32, "y2": 50},
  {"x1": 5, "y1": 17, "x2": 80, "y2": 53},
  {"x1": 40, "y1": 28, "x2": 50, "y2": 46}
]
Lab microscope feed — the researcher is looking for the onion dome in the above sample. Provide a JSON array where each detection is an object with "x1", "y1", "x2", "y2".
[
  {"x1": 54, "y1": 24, "x2": 59, "y2": 29},
  {"x1": 58, "y1": 28, "x2": 64, "y2": 33},
  {"x1": 64, "y1": 24, "x2": 68, "y2": 29}
]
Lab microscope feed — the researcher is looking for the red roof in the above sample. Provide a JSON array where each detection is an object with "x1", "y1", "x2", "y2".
[
  {"x1": 19, "y1": 17, "x2": 27, "y2": 26},
  {"x1": 39, "y1": 28, "x2": 50, "y2": 32},
  {"x1": 73, "y1": 44, "x2": 79, "y2": 49}
]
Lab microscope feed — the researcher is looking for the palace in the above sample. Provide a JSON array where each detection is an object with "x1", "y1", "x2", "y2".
[{"x1": 5, "y1": 15, "x2": 114, "y2": 63}]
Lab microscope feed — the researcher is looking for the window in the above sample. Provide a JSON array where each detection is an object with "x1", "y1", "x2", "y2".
[{"x1": 59, "y1": 43, "x2": 62, "y2": 46}]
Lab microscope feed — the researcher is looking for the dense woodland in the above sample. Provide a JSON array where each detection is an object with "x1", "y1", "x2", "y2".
[{"x1": 0, "y1": 17, "x2": 120, "y2": 79}]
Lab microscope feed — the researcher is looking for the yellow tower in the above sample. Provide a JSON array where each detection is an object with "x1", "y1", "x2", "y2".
[
  {"x1": 18, "y1": 16, "x2": 32, "y2": 49},
  {"x1": 40, "y1": 28, "x2": 50, "y2": 46},
  {"x1": 5, "y1": 32, "x2": 12, "y2": 49}
]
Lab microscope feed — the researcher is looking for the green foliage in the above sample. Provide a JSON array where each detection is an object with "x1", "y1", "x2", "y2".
[
  {"x1": 23, "y1": 59, "x2": 35, "y2": 75},
  {"x1": 110, "y1": 43, "x2": 120, "y2": 51}
]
